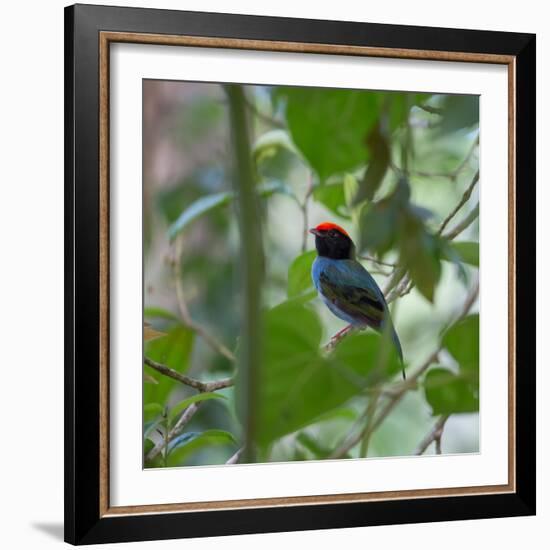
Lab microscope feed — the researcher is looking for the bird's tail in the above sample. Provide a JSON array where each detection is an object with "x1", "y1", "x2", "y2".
[
  {"x1": 390, "y1": 326, "x2": 406, "y2": 379},
  {"x1": 382, "y1": 322, "x2": 405, "y2": 379}
]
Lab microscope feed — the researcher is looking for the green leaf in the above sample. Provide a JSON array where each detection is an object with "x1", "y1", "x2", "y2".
[
  {"x1": 358, "y1": 178, "x2": 409, "y2": 255},
  {"x1": 253, "y1": 303, "x2": 401, "y2": 447},
  {"x1": 143, "y1": 326, "x2": 195, "y2": 410},
  {"x1": 168, "y1": 191, "x2": 233, "y2": 241},
  {"x1": 144, "y1": 402, "x2": 165, "y2": 421},
  {"x1": 399, "y1": 213, "x2": 441, "y2": 303},
  {"x1": 252, "y1": 128, "x2": 298, "y2": 164},
  {"x1": 443, "y1": 314, "x2": 479, "y2": 373},
  {"x1": 144, "y1": 307, "x2": 180, "y2": 322},
  {"x1": 284, "y1": 289, "x2": 317, "y2": 306},
  {"x1": 449, "y1": 241, "x2": 479, "y2": 267},
  {"x1": 313, "y1": 182, "x2": 349, "y2": 219},
  {"x1": 424, "y1": 367, "x2": 478, "y2": 414},
  {"x1": 287, "y1": 250, "x2": 317, "y2": 298},
  {"x1": 144, "y1": 438, "x2": 155, "y2": 455},
  {"x1": 256, "y1": 179, "x2": 297, "y2": 201},
  {"x1": 281, "y1": 87, "x2": 380, "y2": 181},
  {"x1": 343, "y1": 173, "x2": 359, "y2": 208},
  {"x1": 332, "y1": 331, "x2": 403, "y2": 384},
  {"x1": 168, "y1": 392, "x2": 227, "y2": 424},
  {"x1": 168, "y1": 181, "x2": 297, "y2": 242},
  {"x1": 354, "y1": 124, "x2": 391, "y2": 204},
  {"x1": 143, "y1": 419, "x2": 164, "y2": 442},
  {"x1": 167, "y1": 429, "x2": 237, "y2": 467},
  {"x1": 296, "y1": 432, "x2": 334, "y2": 459},
  {"x1": 439, "y1": 95, "x2": 479, "y2": 134},
  {"x1": 144, "y1": 373, "x2": 158, "y2": 385},
  {"x1": 439, "y1": 240, "x2": 469, "y2": 284},
  {"x1": 312, "y1": 407, "x2": 358, "y2": 424},
  {"x1": 425, "y1": 315, "x2": 479, "y2": 414},
  {"x1": 389, "y1": 94, "x2": 408, "y2": 131}
]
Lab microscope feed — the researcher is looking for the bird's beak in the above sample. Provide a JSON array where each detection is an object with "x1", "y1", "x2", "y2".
[{"x1": 309, "y1": 228, "x2": 321, "y2": 236}]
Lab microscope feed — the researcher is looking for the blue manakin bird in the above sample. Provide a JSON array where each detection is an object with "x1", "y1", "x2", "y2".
[{"x1": 310, "y1": 222, "x2": 404, "y2": 376}]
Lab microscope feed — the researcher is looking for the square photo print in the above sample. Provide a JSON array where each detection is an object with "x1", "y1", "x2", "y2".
[{"x1": 142, "y1": 81, "x2": 480, "y2": 469}]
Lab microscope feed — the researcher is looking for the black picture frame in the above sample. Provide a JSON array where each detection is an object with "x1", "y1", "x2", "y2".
[{"x1": 65, "y1": 3, "x2": 536, "y2": 545}]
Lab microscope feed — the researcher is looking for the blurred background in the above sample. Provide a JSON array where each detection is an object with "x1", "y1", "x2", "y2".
[{"x1": 142, "y1": 80, "x2": 480, "y2": 468}]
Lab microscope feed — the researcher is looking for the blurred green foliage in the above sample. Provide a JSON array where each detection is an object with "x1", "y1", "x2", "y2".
[{"x1": 142, "y1": 80, "x2": 480, "y2": 468}]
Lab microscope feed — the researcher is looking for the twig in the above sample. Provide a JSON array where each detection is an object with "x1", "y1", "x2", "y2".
[
  {"x1": 386, "y1": 273, "x2": 411, "y2": 304},
  {"x1": 437, "y1": 171, "x2": 479, "y2": 236},
  {"x1": 359, "y1": 255, "x2": 399, "y2": 268},
  {"x1": 146, "y1": 402, "x2": 202, "y2": 462},
  {"x1": 398, "y1": 134, "x2": 479, "y2": 181},
  {"x1": 381, "y1": 169, "x2": 479, "y2": 305},
  {"x1": 144, "y1": 356, "x2": 234, "y2": 392},
  {"x1": 323, "y1": 324, "x2": 355, "y2": 352},
  {"x1": 383, "y1": 266, "x2": 407, "y2": 297},
  {"x1": 329, "y1": 349, "x2": 438, "y2": 459},
  {"x1": 172, "y1": 237, "x2": 236, "y2": 362},
  {"x1": 368, "y1": 267, "x2": 393, "y2": 277},
  {"x1": 226, "y1": 447, "x2": 244, "y2": 464},
  {"x1": 359, "y1": 391, "x2": 381, "y2": 457},
  {"x1": 444, "y1": 202, "x2": 479, "y2": 240},
  {"x1": 417, "y1": 104, "x2": 443, "y2": 116},
  {"x1": 330, "y1": 281, "x2": 478, "y2": 459},
  {"x1": 243, "y1": 95, "x2": 285, "y2": 129},
  {"x1": 415, "y1": 414, "x2": 450, "y2": 455},
  {"x1": 163, "y1": 413, "x2": 169, "y2": 467}
]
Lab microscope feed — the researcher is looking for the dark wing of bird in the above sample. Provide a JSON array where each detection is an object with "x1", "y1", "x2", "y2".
[{"x1": 318, "y1": 261, "x2": 387, "y2": 329}]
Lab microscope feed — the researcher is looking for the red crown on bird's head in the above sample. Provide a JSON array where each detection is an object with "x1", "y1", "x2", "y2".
[{"x1": 311, "y1": 222, "x2": 350, "y2": 238}]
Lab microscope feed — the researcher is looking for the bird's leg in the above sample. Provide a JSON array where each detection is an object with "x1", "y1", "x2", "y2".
[
  {"x1": 332, "y1": 324, "x2": 353, "y2": 340},
  {"x1": 326, "y1": 324, "x2": 354, "y2": 350}
]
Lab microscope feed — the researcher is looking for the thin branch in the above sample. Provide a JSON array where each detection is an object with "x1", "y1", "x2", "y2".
[
  {"x1": 398, "y1": 134, "x2": 479, "y2": 181},
  {"x1": 368, "y1": 267, "x2": 393, "y2": 277},
  {"x1": 437, "y1": 171, "x2": 479, "y2": 236},
  {"x1": 415, "y1": 414, "x2": 450, "y2": 455},
  {"x1": 329, "y1": 349, "x2": 438, "y2": 459},
  {"x1": 381, "y1": 170, "x2": 479, "y2": 305},
  {"x1": 386, "y1": 273, "x2": 411, "y2": 304},
  {"x1": 417, "y1": 104, "x2": 443, "y2": 116},
  {"x1": 144, "y1": 356, "x2": 234, "y2": 392},
  {"x1": 172, "y1": 237, "x2": 236, "y2": 362},
  {"x1": 358, "y1": 255, "x2": 399, "y2": 268},
  {"x1": 444, "y1": 202, "x2": 479, "y2": 240},
  {"x1": 323, "y1": 324, "x2": 355, "y2": 352},
  {"x1": 243, "y1": 95, "x2": 285, "y2": 129},
  {"x1": 359, "y1": 390, "x2": 381, "y2": 457},
  {"x1": 330, "y1": 281, "x2": 478, "y2": 459},
  {"x1": 146, "y1": 402, "x2": 202, "y2": 463}
]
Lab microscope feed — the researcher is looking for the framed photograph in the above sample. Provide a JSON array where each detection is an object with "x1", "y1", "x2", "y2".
[{"x1": 65, "y1": 3, "x2": 536, "y2": 545}]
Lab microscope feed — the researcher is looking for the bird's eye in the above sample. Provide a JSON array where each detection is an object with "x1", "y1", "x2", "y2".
[{"x1": 329, "y1": 230, "x2": 337, "y2": 237}]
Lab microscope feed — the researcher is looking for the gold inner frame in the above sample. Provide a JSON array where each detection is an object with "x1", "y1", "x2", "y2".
[{"x1": 98, "y1": 31, "x2": 517, "y2": 517}]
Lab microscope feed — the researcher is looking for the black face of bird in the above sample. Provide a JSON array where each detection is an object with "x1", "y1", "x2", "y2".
[{"x1": 309, "y1": 227, "x2": 354, "y2": 260}]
